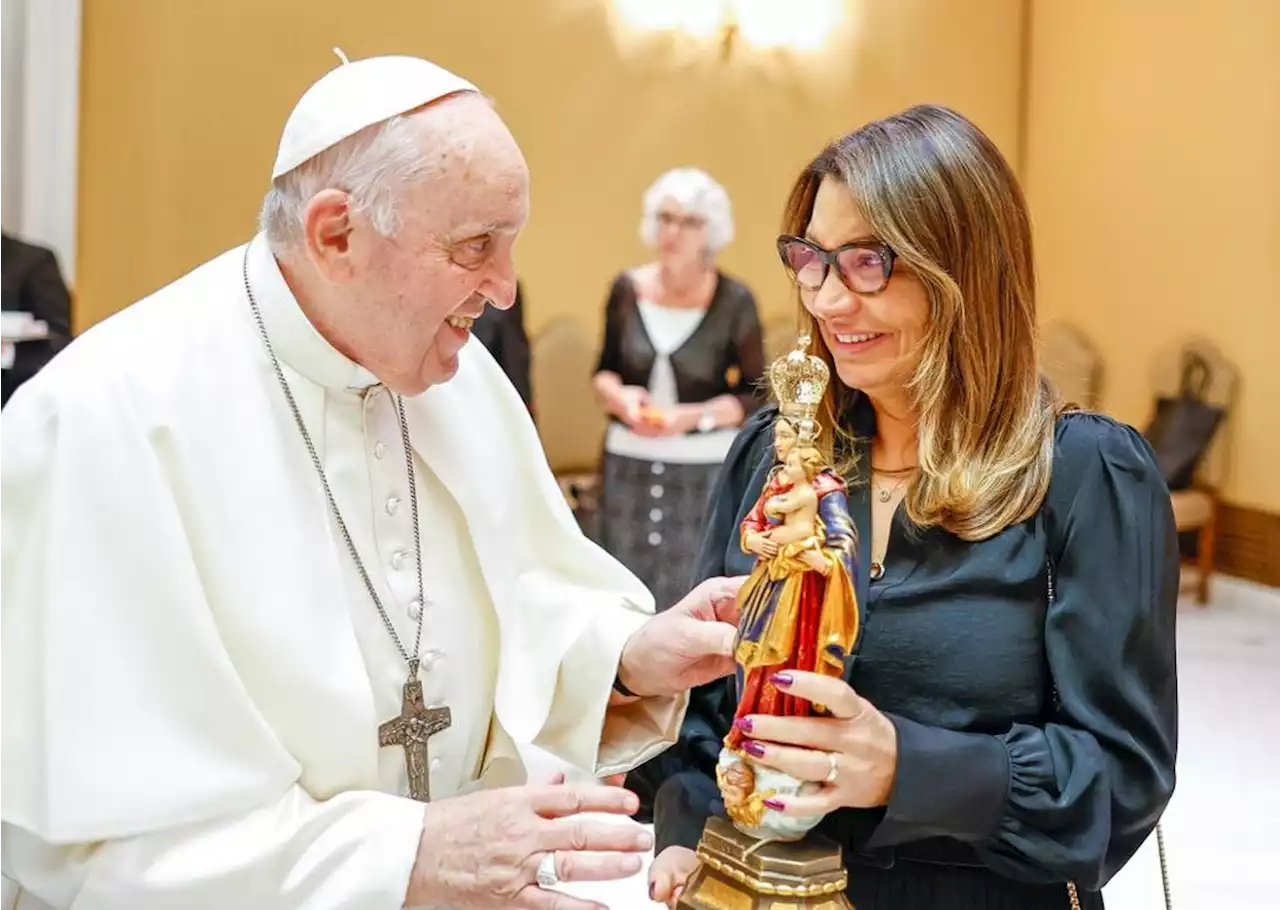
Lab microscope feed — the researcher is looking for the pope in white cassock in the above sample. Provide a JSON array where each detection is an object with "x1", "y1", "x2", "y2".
[{"x1": 0, "y1": 55, "x2": 745, "y2": 910}]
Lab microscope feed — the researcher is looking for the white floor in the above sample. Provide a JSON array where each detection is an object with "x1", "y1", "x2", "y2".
[
  {"x1": 538, "y1": 575, "x2": 1280, "y2": 910},
  {"x1": 1103, "y1": 577, "x2": 1280, "y2": 910}
]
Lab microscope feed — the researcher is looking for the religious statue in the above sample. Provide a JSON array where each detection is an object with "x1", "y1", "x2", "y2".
[
  {"x1": 673, "y1": 337, "x2": 861, "y2": 908},
  {"x1": 717, "y1": 336, "x2": 861, "y2": 843}
]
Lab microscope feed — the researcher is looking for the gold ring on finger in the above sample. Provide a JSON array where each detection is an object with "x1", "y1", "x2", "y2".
[{"x1": 824, "y1": 751, "x2": 840, "y2": 784}]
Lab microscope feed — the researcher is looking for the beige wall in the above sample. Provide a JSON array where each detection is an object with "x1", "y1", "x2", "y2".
[
  {"x1": 77, "y1": 0, "x2": 1279, "y2": 509},
  {"x1": 76, "y1": 0, "x2": 1024, "y2": 333},
  {"x1": 1025, "y1": 0, "x2": 1280, "y2": 510}
]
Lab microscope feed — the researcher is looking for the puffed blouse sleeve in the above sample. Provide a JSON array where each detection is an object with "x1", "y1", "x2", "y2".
[{"x1": 871, "y1": 413, "x2": 1179, "y2": 890}]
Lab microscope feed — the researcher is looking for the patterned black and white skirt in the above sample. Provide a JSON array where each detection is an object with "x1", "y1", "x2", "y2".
[{"x1": 597, "y1": 451, "x2": 721, "y2": 612}]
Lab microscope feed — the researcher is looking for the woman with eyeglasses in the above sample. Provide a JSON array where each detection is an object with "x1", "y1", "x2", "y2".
[
  {"x1": 591, "y1": 167, "x2": 765, "y2": 613},
  {"x1": 645, "y1": 107, "x2": 1178, "y2": 909}
]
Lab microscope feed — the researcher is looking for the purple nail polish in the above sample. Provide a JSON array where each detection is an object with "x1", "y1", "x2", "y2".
[
  {"x1": 743, "y1": 740, "x2": 766, "y2": 758},
  {"x1": 763, "y1": 798, "x2": 785, "y2": 811},
  {"x1": 649, "y1": 882, "x2": 656, "y2": 901},
  {"x1": 770, "y1": 672, "x2": 794, "y2": 688},
  {"x1": 734, "y1": 717, "x2": 754, "y2": 734}
]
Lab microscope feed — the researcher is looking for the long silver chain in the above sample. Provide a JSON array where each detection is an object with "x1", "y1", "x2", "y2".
[{"x1": 241, "y1": 246, "x2": 427, "y2": 679}]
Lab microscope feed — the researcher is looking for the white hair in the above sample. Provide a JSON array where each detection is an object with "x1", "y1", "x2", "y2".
[
  {"x1": 259, "y1": 110, "x2": 445, "y2": 254},
  {"x1": 639, "y1": 167, "x2": 735, "y2": 253}
]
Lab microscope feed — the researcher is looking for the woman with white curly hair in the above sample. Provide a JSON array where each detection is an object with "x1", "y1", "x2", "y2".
[{"x1": 592, "y1": 167, "x2": 765, "y2": 612}]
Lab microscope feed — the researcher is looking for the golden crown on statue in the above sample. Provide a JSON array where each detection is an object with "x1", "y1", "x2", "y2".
[{"x1": 769, "y1": 333, "x2": 829, "y2": 443}]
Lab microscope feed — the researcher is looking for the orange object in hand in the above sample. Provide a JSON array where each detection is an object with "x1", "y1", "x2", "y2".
[{"x1": 638, "y1": 405, "x2": 669, "y2": 427}]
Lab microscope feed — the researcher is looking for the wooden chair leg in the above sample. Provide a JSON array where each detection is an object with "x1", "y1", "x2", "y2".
[{"x1": 1196, "y1": 507, "x2": 1218, "y2": 606}]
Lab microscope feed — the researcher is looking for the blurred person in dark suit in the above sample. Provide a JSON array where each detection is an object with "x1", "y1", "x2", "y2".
[
  {"x1": 2, "y1": 232, "x2": 73, "y2": 407},
  {"x1": 472, "y1": 280, "x2": 533, "y2": 414}
]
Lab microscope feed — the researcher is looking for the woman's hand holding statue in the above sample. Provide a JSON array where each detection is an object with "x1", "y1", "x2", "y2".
[
  {"x1": 735, "y1": 670, "x2": 898, "y2": 815},
  {"x1": 649, "y1": 672, "x2": 900, "y2": 907}
]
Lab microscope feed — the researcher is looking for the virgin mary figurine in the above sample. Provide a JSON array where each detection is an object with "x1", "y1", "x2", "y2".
[{"x1": 716, "y1": 337, "x2": 862, "y2": 842}]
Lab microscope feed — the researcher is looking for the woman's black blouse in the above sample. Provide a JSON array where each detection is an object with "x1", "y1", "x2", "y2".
[
  {"x1": 663, "y1": 398, "x2": 1179, "y2": 891},
  {"x1": 593, "y1": 271, "x2": 765, "y2": 416}
]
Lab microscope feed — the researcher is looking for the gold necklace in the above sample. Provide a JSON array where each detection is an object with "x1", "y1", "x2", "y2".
[
  {"x1": 870, "y1": 465, "x2": 916, "y2": 580},
  {"x1": 872, "y1": 467, "x2": 913, "y2": 503}
]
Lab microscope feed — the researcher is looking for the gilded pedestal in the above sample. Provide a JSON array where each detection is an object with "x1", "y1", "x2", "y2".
[{"x1": 677, "y1": 817, "x2": 853, "y2": 910}]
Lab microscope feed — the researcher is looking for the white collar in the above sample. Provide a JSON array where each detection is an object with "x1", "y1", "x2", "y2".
[{"x1": 245, "y1": 233, "x2": 381, "y2": 392}]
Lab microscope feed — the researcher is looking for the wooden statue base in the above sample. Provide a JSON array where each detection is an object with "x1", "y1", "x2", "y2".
[{"x1": 677, "y1": 816, "x2": 854, "y2": 910}]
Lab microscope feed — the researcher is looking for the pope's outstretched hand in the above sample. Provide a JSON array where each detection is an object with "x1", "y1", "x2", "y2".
[{"x1": 615, "y1": 576, "x2": 746, "y2": 698}]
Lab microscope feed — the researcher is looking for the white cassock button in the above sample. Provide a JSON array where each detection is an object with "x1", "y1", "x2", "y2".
[
  {"x1": 650, "y1": 485, "x2": 664, "y2": 499},
  {"x1": 648, "y1": 532, "x2": 663, "y2": 546},
  {"x1": 430, "y1": 757, "x2": 441, "y2": 773},
  {"x1": 422, "y1": 648, "x2": 445, "y2": 669},
  {"x1": 386, "y1": 496, "x2": 400, "y2": 516},
  {"x1": 391, "y1": 549, "x2": 408, "y2": 570},
  {"x1": 652, "y1": 462, "x2": 666, "y2": 476},
  {"x1": 649, "y1": 508, "x2": 663, "y2": 522},
  {"x1": 374, "y1": 441, "x2": 387, "y2": 460},
  {"x1": 408, "y1": 597, "x2": 423, "y2": 620}
]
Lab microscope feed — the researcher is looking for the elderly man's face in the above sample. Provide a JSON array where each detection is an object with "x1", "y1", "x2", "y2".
[{"x1": 345, "y1": 97, "x2": 530, "y2": 394}]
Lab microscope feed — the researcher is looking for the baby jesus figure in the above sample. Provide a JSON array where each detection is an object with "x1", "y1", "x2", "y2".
[{"x1": 761, "y1": 446, "x2": 828, "y2": 568}]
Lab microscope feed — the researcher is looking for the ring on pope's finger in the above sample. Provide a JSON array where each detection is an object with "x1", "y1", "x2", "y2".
[{"x1": 536, "y1": 852, "x2": 560, "y2": 888}]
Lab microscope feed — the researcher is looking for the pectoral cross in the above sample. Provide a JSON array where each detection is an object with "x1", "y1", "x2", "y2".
[{"x1": 378, "y1": 662, "x2": 451, "y2": 802}]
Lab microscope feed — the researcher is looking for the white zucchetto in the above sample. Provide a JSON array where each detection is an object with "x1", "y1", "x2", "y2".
[{"x1": 271, "y1": 51, "x2": 479, "y2": 180}]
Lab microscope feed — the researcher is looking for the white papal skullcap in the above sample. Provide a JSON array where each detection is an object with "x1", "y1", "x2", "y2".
[{"x1": 271, "y1": 49, "x2": 479, "y2": 180}]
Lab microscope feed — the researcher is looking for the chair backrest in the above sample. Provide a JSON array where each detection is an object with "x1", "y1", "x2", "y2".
[
  {"x1": 1041, "y1": 321, "x2": 1103, "y2": 409},
  {"x1": 1149, "y1": 337, "x2": 1240, "y2": 489},
  {"x1": 531, "y1": 316, "x2": 606, "y2": 475}
]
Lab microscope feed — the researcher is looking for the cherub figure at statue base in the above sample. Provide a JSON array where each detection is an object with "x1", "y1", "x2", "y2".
[{"x1": 716, "y1": 749, "x2": 825, "y2": 842}]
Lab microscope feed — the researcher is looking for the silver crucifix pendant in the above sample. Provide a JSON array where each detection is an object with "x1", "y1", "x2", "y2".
[{"x1": 377, "y1": 661, "x2": 451, "y2": 801}]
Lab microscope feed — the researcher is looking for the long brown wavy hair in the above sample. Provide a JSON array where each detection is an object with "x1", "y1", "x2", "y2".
[{"x1": 784, "y1": 104, "x2": 1060, "y2": 541}]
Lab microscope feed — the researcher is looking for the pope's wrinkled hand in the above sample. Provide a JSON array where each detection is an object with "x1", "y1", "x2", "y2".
[
  {"x1": 406, "y1": 783, "x2": 652, "y2": 910},
  {"x1": 616, "y1": 576, "x2": 746, "y2": 699}
]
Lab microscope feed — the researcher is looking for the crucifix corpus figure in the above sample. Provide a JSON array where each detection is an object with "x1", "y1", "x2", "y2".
[{"x1": 378, "y1": 662, "x2": 452, "y2": 802}]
